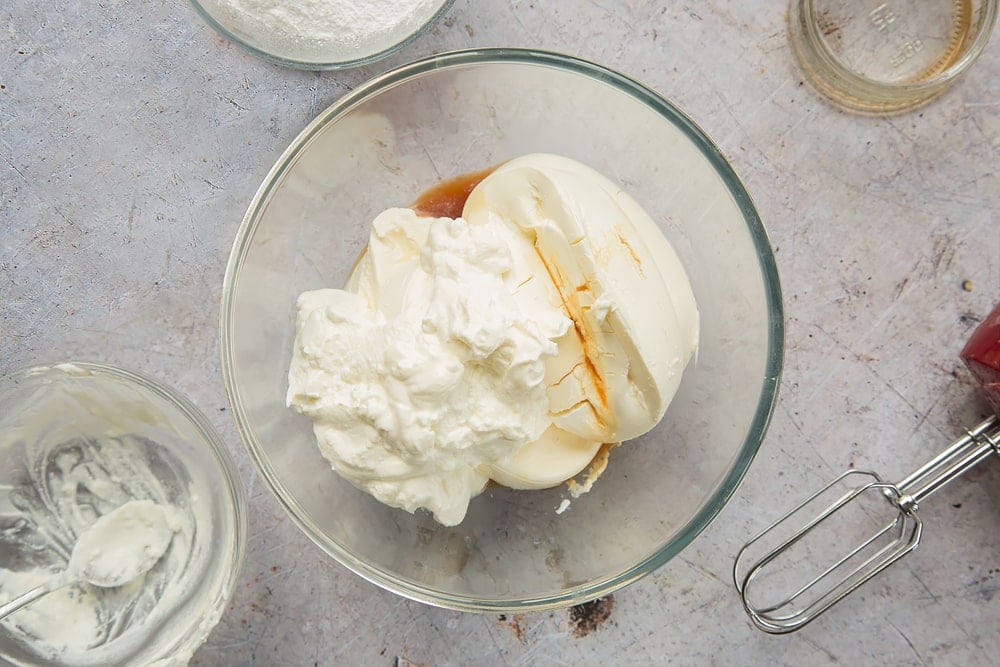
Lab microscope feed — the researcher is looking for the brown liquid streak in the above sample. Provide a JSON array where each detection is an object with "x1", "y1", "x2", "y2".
[{"x1": 411, "y1": 166, "x2": 497, "y2": 219}]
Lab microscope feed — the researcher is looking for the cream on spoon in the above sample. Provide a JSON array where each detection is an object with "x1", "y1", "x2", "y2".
[{"x1": 0, "y1": 499, "x2": 178, "y2": 620}]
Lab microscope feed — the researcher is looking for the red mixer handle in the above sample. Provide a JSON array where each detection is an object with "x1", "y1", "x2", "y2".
[{"x1": 961, "y1": 303, "x2": 1000, "y2": 416}]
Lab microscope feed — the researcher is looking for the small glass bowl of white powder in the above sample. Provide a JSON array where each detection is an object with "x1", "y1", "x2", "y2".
[
  {"x1": 0, "y1": 362, "x2": 247, "y2": 665},
  {"x1": 189, "y1": 0, "x2": 455, "y2": 69}
]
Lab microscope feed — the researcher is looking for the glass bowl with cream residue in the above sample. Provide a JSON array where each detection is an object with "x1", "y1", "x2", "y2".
[
  {"x1": 221, "y1": 48, "x2": 784, "y2": 612},
  {"x1": 0, "y1": 363, "x2": 247, "y2": 665}
]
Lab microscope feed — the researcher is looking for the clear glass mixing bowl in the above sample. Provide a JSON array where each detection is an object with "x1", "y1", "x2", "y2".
[{"x1": 221, "y1": 48, "x2": 784, "y2": 612}]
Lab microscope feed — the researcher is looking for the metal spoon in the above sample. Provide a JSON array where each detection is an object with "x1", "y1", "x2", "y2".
[{"x1": 0, "y1": 499, "x2": 177, "y2": 620}]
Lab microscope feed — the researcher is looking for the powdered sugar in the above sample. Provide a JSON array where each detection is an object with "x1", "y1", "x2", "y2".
[{"x1": 206, "y1": 0, "x2": 447, "y2": 64}]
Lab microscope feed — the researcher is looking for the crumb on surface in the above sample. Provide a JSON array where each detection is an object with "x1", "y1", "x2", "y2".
[{"x1": 567, "y1": 443, "x2": 616, "y2": 498}]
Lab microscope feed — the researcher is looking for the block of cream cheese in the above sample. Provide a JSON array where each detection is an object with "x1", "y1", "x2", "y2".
[{"x1": 287, "y1": 154, "x2": 699, "y2": 525}]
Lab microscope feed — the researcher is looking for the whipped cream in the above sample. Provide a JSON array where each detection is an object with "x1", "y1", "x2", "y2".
[
  {"x1": 287, "y1": 154, "x2": 699, "y2": 525},
  {"x1": 288, "y1": 210, "x2": 566, "y2": 526}
]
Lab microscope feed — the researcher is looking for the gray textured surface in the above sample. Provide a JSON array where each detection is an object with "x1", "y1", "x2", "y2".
[{"x1": 3, "y1": 1, "x2": 999, "y2": 664}]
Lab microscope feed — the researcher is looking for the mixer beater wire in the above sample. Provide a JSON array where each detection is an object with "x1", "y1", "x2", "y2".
[{"x1": 734, "y1": 414, "x2": 1000, "y2": 634}]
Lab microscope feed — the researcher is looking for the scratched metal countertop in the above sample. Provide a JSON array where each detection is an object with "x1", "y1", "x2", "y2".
[{"x1": 3, "y1": 1, "x2": 999, "y2": 664}]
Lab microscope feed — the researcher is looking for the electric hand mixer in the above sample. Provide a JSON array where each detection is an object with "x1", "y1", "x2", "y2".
[{"x1": 734, "y1": 302, "x2": 1000, "y2": 634}]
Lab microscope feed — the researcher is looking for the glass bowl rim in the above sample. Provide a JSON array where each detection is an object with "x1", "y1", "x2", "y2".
[
  {"x1": 187, "y1": 0, "x2": 456, "y2": 71},
  {"x1": 220, "y1": 47, "x2": 785, "y2": 612},
  {"x1": 0, "y1": 360, "x2": 249, "y2": 658}
]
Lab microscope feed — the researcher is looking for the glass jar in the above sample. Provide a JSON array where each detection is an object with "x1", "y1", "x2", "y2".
[{"x1": 789, "y1": 0, "x2": 998, "y2": 113}]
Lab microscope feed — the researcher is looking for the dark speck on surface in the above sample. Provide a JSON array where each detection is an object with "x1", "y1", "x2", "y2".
[{"x1": 569, "y1": 595, "x2": 615, "y2": 637}]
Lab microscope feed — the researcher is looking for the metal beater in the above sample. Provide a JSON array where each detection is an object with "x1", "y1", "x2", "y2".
[{"x1": 733, "y1": 414, "x2": 1000, "y2": 634}]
